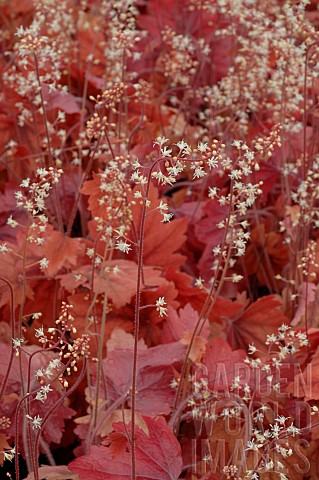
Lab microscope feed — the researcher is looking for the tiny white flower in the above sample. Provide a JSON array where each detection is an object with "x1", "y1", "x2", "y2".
[
  {"x1": 39, "y1": 258, "x2": 49, "y2": 270},
  {"x1": 248, "y1": 343, "x2": 257, "y2": 355},
  {"x1": 35, "y1": 326, "x2": 44, "y2": 338},
  {"x1": 3, "y1": 447, "x2": 15, "y2": 462},
  {"x1": 197, "y1": 141, "x2": 208, "y2": 153},
  {"x1": 20, "y1": 178, "x2": 30, "y2": 188},
  {"x1": 12, "y1": 338, "x2": 24, "y2": 352},
  {"x1": 158, "y1": 201, "x2": 169, "y2": 212},
  {"x1": 207, "y1": 156, "x2": 219, "y2": 168},
  {"x1": 26, "y1": 414, "x2": 42, "y2": 430},
  {"x1": 287, "y1": 423, "x2": 300, "y2": 436},
  {"x1": 161, "y1": 146, "x2": 172, "y2": 157},
  {"x1": 37, "y1": 168, "x2": 48, "y2": 178},
  {"x1": 231, "y1": 273, "x2": 243, "y2": 283},
  {"x1": 162, "y1": 213, "x2": 174, "y2": 222},
  {"x1": 153, "y1": 136, "x2": 169, "y2": 147},
  {"x1": 35, "y1": 368, "x2": 44, "y2": 380},
  {"x1": 175, "y1": 139, "x2": 188, "y2": 150},
  {"x1": 170, "y1": 378, "x2": 178, "y2": 389},
  {"x1": 193, "y1": 167, "x2": 206, "y2": 179},
  {"x1": 7, "y1": 216, "x2": 18, "y2": 228},
  {"x1": 35, "y1": 391, "x2": 46, "y2": 403},
  {"x1": 0, "y1": 243, "x2": 9, "y2": 253},
  {"x1": 155, "y1": 297, "x2": 167, "y2": 317},
  {"x1": 194, "y1": 277, "x2": 204, "y2": 288},
  {"x1": 115, "y1": 240, "x2": 131, "y2": 254}
]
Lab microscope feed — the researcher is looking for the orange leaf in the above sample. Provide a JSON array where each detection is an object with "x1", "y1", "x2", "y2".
[
  {"x1": 130, "y1": 183, "x2": 188, "y2": 269},
  {"x1": 226, "y1": 295, "x2": 290, "y2": 352},
  {"x1": 0, "y1": 433, "x2": 11, "y2": 465},
  {"x1": 43, "y1": 230, "x2": 84, "y2": 276}
]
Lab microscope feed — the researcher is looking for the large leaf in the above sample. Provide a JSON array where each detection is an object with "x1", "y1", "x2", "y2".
[
  {"x1": 69, "y1": 416, "x2": 182, "y2": 480},
  {"x1": 103, "y1": 329, "x2": 186, "y2": 416},
  {"x1": 225, "y1": 295, "x2": 289, "y2": 352},
  {"x1": 203, "y1": 338, "x2": 247, "y2": 391}
]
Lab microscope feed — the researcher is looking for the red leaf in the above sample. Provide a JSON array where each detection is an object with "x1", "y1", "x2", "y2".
[
  {"x1": 243, "y1": 223, "x2": 289, "y2": 286},
  {"x1": 130, "y1": 184, "x2": 188, "y2": 269},
  {"x1": 203, "y1": 338, "x2": 247, "y2": 390},
  {"x1": 226, "y1": 295, "x2": 289, "y2": 352},
  {"x1": 24, "y1": 465, "x2": 79, "y2": 480},
  {"x1": 41, "y1": 84, "x2": 81, "y2": 114},
  {"x1": 162, "y1": 304, "x2": 203, "y2": 343},
  {"x1": 101, "y1": 329, "x2": 186, "y2": 416},
  {"x1": 43, "y1": 230, "x2": 84, "y2": 276},
  {"x1": 69, "y1": 416, "x2": 182, "y2": 480},
  {"x1": 194, "y1": 199, "x2": 228, "y2": 247},
  {"x1": 0, "y1": 432, "x2": 11, "y2": 465},
  {"x1": 287, "y1": 345, "x2": 319, "y2": 400},
  {"x1": 0, "y1": 343, "x2": 75, "y2": 448},
  {"x1": 162, "y1": 304, "x2": 209, "y2": 362},
  {"x1": 60, "y1": 260, "x2": 167, "y2": 308},
  {"x1": 0, "y1": 235, "x2": 39, "y2": 308}
]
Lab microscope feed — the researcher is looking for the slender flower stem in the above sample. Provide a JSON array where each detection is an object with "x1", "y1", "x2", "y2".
[
  {"x1": 0, "y1": 278, "x2": 15, "y2": 402},
  {"x1": 130, "y1": 156, "x2": 166, "y2": 480}
]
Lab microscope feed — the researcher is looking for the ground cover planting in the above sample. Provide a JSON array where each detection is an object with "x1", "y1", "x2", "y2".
[{"x1": 1, "y1": 1, "x2": 319, "y2": 479}]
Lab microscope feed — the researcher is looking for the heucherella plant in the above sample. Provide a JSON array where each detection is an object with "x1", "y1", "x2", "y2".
[{"x1": 1, "y1": 1, "x2": 319, "y2": 480}]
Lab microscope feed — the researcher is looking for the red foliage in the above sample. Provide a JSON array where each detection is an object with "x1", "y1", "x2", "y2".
[
  {"x1": 0, "y1": 1, "x2": 318, "y2": 478},
  {"x1": 69, "y1": 416, "x2": 183, "y2": 480},
  {"x1": 0, "y1": 343, "x2": 75, "y2": 449},
  {"x1": 101, "y1": 329, "x2": 186, "y2": 416}
]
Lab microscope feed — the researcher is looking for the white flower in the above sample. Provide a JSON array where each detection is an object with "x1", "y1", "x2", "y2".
[
  {"x1": 86, "y1": 248, "x2": 95, "y2": 258},
  {"x1": 176, "y1": 139, "x2": 188, "y2": 150},
  {"x1": 170, "y1": 378, "x2": 178, "y2": 389},
  {"x1": 35, "y1": 326, "x2": 44, "y2": 338},
  {"x1": 3, "y1": 447, "x2": 15, "y2": 462},
  {"x1": 12, "y1": 338, "x2": 24, "y2": 352},
  {"x1": 202, "y1": 453, "x2": 212, "y2": 463},
  {"x1": 158, "y1": 201, "x2": 169, "y2": 212},
  {"x1": 208, "y1": 186, "x2": 218, "y2": 198},
  {"x1": 244, "y1": 150, "x2": 255, "y2": 161},
  {"x1": 246, "y1": 439, "x2": 261, "y2": 451},
  {"x1": 194, "y1": 277, "x2": 204, "y2": 288},
  {"x1": 161, "y1": 146, "x2": 172, "y2": 157},
  {"x1": 35, "y1": 391, "x2": 46, "y2": 403},
  {"x1": 35, "y1": 368, "x2": 44, "y2": 380},
  {"x1": 231, "y1": 375, "x2": 241, "y2": 389},
  {"x1": 162, "y1": 213, "x2": 174, "y2": 222},
  {"x1": 39, "y1": 258, "x2": 49, "y2": 270},
  {"x1": 266, "y1": 333, "x2": 277, "y2": 344},
  {"x1": 7, "y1": 216, "x2": 18, "y2": 228},
  {"x1": 275, "y1": 415, "x2": 289, "y2": 425},
  {"x1": 232, "y1": 274, "x2": 243, "y2": 283},
  {"x1": 155, "y1": 297, "x2": 167, "y2": 317},
  {"x1": 36, "y1": 384, "x2": 53, "y2": 403},
  {"x1": 0, "y1": 243, "x2": 9, "y2": 253},
  {"x1": 287, "y1": 423, "x2": 300, "y2": 436},
  {"x1": 37, "y1": 168, "x2": 48, "y2": 178},
  {"x1": 207, "y1": 156, "x2": 219, "y2": 168},
  {"x1": 153, "y1": 136, "x2": 169, "y2": 147},
  {"x1": 197, "y1": 141, "x2": 208, "y2": 153},
  {"x1": 132, "y1": 158, "x2": 141, "y2": 170},
  {"x1": 20, "y1": 178, "x2": 30, "y2": 188},
  {"x1": 193, "y1": 167, "x2": 206, "y2": 179},
  {"x1": 115, "y1": 240, "x2": 131, "y2": 254},
  {"x1": 248, "y1": 343, "x2": 257, "y2": 355},
  {"x1": 231, "y1": 140, "x2": 242, "y2": 148},
  {"x1": 26, "y1": 414, "x2": 42, "y2": 430}
]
